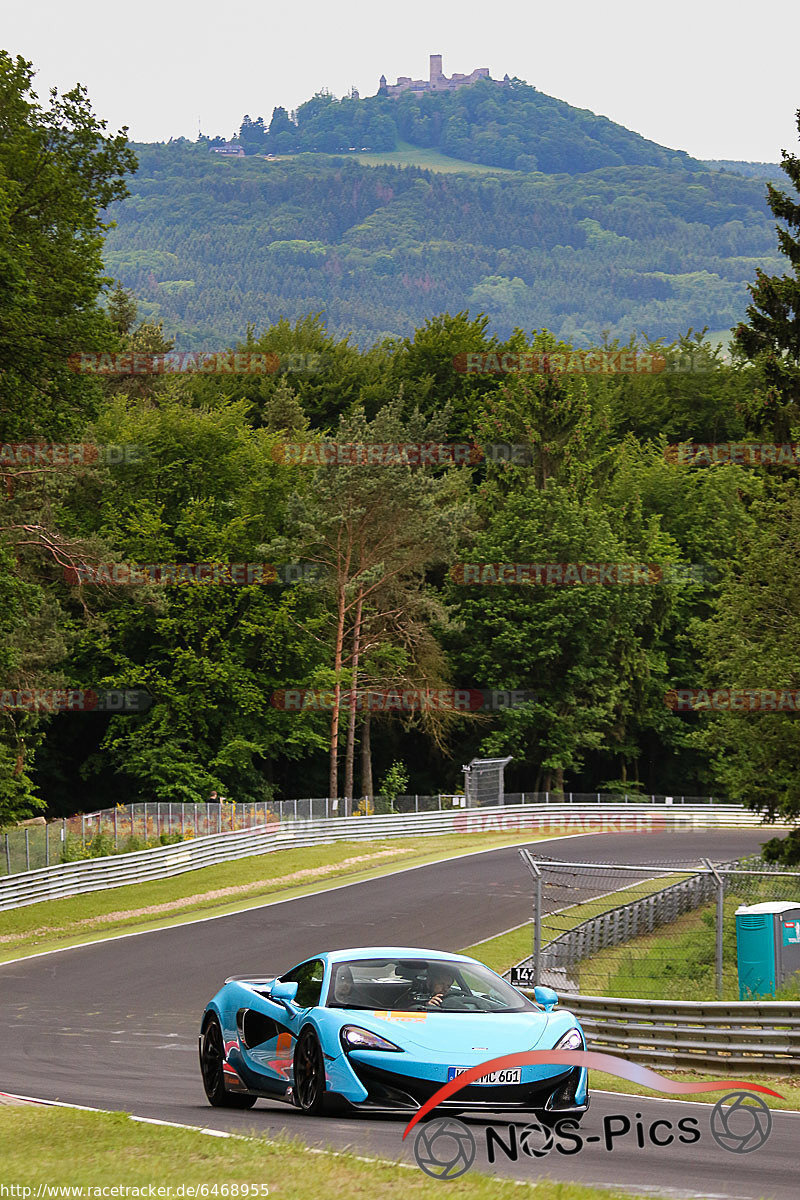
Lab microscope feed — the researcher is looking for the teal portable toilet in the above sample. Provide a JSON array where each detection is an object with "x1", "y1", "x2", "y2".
[{"x1": 735, "y1": 901, "x2": 800, "y2": 999}]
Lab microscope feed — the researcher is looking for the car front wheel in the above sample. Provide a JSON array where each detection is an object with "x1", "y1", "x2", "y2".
[{"x1": 293, "y1": 1026, "x2": 328, "y2": 1115}]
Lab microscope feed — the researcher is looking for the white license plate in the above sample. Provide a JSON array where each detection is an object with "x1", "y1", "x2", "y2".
[{"x1": 447, "y1": 1067, "x2": 521, "y2": 1086}]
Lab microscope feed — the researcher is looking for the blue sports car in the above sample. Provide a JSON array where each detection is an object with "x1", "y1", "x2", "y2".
[{"x1": 199, "y1": 946, "x2": 589, "y2": 1119}]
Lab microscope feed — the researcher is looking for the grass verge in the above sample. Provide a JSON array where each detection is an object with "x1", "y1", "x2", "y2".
[
  {"x1": 0, "y1": 1105, "x2": 651, "y2": 1198},
  {"x1": 574, "y1": 892, "x2": 800, "y2": 1002},
  {"x1": 590, "y1": 1069, "x2": 800, "y2": 1111},
  {"x1": 0, "y1": 830, "x2": 554, "y2": 965}
]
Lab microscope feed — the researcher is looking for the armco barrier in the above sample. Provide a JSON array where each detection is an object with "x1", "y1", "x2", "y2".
[
  {"x1": 546, "y1": 992, "x2": 800, "y2": 1073},
  {"x1": 0, "y1": 802, "x2": 779, "y2": 912},
  {"x1": 4, "y1": 791, "x2": 736, "y2": 877}
]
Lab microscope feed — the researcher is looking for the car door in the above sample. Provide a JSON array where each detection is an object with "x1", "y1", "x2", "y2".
[{"x1": 239, "y1": 959, "x2": 325, "y2": 1091}]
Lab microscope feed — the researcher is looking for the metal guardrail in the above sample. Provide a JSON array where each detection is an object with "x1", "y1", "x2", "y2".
[
  {"x1": 0, "y1": 791, "x2": 743, "y2": 877},
  {"x1": 549, "y1": 992, "x2": 800, "y2": 1073},
  {"x1": 0, "y1": 802, "x2": 780, "y2": 913},
  {"x1": 1, "y1": 801, "x2": 276, "y2": 877}
]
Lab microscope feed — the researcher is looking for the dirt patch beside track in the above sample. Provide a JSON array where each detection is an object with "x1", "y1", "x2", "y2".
[{"x1": 0, "y1": 847, "x2": 412, "y2": 946}]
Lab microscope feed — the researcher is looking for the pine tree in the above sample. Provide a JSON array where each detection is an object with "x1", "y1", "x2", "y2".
[{"x1": 734, "y1": 108, "x2": 800, "y2": 439}]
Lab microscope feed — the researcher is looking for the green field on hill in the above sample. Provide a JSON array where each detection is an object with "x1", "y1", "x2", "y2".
[{"x1": 346, "y1": 141, "x2": 514, "y2": 174}]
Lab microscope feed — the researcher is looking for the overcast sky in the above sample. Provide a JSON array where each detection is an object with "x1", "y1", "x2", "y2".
[{"x1": 4, "y1": 0, "x2": 798, "y2": 162}]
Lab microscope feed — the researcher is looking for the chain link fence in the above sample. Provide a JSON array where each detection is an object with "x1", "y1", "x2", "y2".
[
  {"x1": 1, "y1": 801, "x2": 275, "y2": 876},
  {"x1": 268, "y1": 790, "x2": 738, "y2": 820},
  {"x1": 512, "y1": 852, "x2": 800, "y2": 1002}
]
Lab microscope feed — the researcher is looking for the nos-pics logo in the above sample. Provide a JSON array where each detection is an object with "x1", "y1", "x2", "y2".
[{"x1": 413, "y1": 1091, "x2": 773, "y2": 1180}]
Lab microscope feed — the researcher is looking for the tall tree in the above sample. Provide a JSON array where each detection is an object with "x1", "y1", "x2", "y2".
[
  {"x1": 693, "y1": 486, "x2": 800, "y2": 825},
  {"x1": 280, "y1": 401, "x2": 469, "y2": 802},
  {"x1": 0, "y1": 51, "x2": 136, "y2": 441},
  {"x1": 734, "y1": 108, "x2": 800, "y2": 439},
  {"x1": 46, "y1": 392, "x2": 325, "y2": 808},
  {"x1": 0, "y1": 53, "x2": 134, "y2": 821}
]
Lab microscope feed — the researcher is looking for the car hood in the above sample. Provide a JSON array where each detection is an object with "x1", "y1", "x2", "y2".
[{"x1": 355, "y1": 1009, "x2": 553, "y2": 1055}]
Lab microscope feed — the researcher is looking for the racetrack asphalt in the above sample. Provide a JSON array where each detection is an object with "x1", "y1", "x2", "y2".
[{"x1": 0, "y1": 828, "x2": 795, "y2": 1199}]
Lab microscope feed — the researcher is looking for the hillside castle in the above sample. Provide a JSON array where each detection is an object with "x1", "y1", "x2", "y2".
[{"x1": 379, "y1": 54, "x2": 509, "y2": 98}]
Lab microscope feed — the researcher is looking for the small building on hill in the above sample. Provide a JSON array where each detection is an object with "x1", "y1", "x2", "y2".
[{"x1": 211, "y1": 142, "x2": 245, "y2": 157}]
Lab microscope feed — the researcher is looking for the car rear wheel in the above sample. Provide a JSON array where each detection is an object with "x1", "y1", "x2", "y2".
[
  {"x1": 201, "y1": 1016, "x2": 256, "y2": 1109},
  {"x1": 293, "y1": 1026, "x2": 328, "y2": 1115}
]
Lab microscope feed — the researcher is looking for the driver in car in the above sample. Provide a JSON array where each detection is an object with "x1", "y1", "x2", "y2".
[
  {"x1": 333, "y1": 965, "x2": 356, "y2": 1005},
  {"x1": 420, "y1": 965, "x2": 456, "y2": 1008}
]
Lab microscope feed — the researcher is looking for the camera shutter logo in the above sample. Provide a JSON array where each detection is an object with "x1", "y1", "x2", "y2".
[
  {"x1": 413, "y1": 1117, "x2": 476, "y2": 1179},
  {"x1": 710, "y1": 1091, "x2": 772, "y2": 1153},
  {"x1": 518, "y1": 1120, "x2": 555, "y2": 1158}
]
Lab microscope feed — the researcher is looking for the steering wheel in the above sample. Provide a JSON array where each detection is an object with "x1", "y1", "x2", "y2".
[{"x1": 449, "y1": 996, "x2": 482, "y2": 1010}]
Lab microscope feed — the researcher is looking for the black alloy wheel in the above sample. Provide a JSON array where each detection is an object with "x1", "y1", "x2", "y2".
[
  {"x1": 293, "y1": 1026, "x2": 327, "y2": 1114},
  {"x1": 200, "y1": 1015, "x2": 256, "y2": 1108}
]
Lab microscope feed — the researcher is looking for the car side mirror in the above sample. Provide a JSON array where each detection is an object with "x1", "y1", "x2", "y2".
[
  {"x1": 533, "y1": 985, "x2": 558, "y2": 1012},
  {"x1": 269, "y1": 979, "x2": 299, "y2": 1006}
]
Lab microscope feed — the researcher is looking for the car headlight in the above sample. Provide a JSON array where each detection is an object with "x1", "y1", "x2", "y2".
[
  {"x1": 554, "y1": 1027, "x2": 583, "y2": 1051},
  {"x1": 340, "y1": 1025, "x2": 403, "y2": 1052}
]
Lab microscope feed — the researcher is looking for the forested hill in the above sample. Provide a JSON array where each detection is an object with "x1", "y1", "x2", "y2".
[
  {"x1": 237, "y1": 78, "x2": 699, "y2": 175},
  {"x1": 104, "y1": 143, "x2": 780, "y2": 348}
]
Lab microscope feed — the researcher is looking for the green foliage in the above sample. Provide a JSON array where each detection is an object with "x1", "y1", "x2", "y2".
[
  {"x1": 734, "y1": 107, "x2": 800, "y2": 439},
  {"x1": 239, "y1": 78, "x2": 700, "y2": 175},
  {"x1": 378, "y1": 760, "x2": 409, "y2": 801},
  {"x1": 761, "y1": 829, "x2": 800, "y2": 865},
  {"x1": 596, "y1": 903, "x2": 737, "y2": 1000},
  {"x1": 0, "y1": 52, "x2": 134, "y2": 824},
  {"x1": 691, "y1": 488, "x2": 800, "y2": 822},
  {"x1": 6, "y1": 50, "x2": 800, "y2": 826},
  {"x1": 0, "y1": 51, "x2": 136, "y2": 441},
  {"x1": 102, "y1": 142, "x2": 778, "y2": 349},
  {"x1": 52, "y1": 391, "x2": 328, "y2": 806},
  {"x1": 60, "y1": 830, "x2": 183, "y2": 861}
]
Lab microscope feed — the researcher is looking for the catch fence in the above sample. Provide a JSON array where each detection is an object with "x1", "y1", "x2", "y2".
[
  {"x1": 1, "y1": 790, "x2": 735, "y2": 878},
  {"x1": 511, "y1": 852, "x2": 800, "y2": 1001},
  {"x1": 0, "y1": 801, "x2": 781, "y2": 910},
  {"x1": 1, "y1": 801, "x2": 272, "y2": 877}
]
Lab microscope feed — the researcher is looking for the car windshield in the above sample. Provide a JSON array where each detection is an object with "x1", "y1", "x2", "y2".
[{"x1": 325, "y1": 957, "x2": 536, "y2": 1013}]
